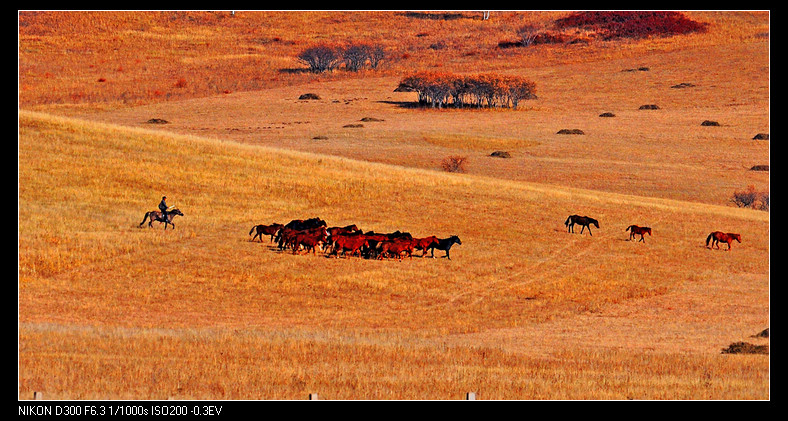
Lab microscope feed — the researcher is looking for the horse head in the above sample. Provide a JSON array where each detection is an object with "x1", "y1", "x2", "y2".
[
  {"x1": 591, "y1": 219, "x2": 600, "y2": 228},
  {"x1": 451, "y1": 235, "x2": 462, "y2": 245},
  {"x1": 731, "y1": 233, "x2": 741, "y2": 242},
  {"x1": 170, "y1": 208, "x2": 184, "y2": 216}
]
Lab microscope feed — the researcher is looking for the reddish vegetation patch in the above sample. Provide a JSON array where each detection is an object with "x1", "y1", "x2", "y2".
[{"x1": 555, "y1": 11, "x2": 708, "y2": 40}]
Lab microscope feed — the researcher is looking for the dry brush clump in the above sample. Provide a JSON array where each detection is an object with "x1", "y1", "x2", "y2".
[
  {"x1": 396, "y1": 71, "x2": 536, "y2": 109},
  {"x1": 440, "y1": 156, "x2": 468, "y2": 173},
  {"x1": 731, "y1": 185, "x2": 769, "y2": 211}
]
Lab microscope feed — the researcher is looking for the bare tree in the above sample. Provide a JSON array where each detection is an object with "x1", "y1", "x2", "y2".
[{"x1": 298, "y1": 45, "x2": 343, "y2": 73}]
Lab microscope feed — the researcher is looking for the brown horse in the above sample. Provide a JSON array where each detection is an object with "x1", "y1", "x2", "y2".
[
  {"x1": 565, "y1": 215, "x2": 599, "y2": 235},
  {"x1": 706, "y1": 231, "x2": 741, "y2": 250},
  {"x1": 626, "y1": 225, "x2": 652, "y2": 242},
  {"x1": 249, "y1": 223, "x2": 284, "y2": 243},
  {"x1": 139, "y1": 208, "x2": 184, "y2": 230}
]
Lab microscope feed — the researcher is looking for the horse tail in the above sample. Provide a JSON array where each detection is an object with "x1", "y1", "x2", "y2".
[
  {"x1": 625, "y1": 225, "x2": 632, "y2": 232},
  {"x1": 249, "y1": 225, "x2": 258, "y2": 236},
  {"x1": 139, "y1": 211, "x2": 150, "y2": 227},
  {"x1": 564, "y1": 216, "x2": 571, "y2": 226},
  {"x1": 705, "y1": 233, "x2": 713, "y2": 247}
]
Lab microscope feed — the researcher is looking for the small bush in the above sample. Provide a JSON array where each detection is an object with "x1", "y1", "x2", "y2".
[
  {"x1": 441, "y1": 156, "x2": 467, "y2": 173},
  {"x1": 557, "y1": 129, "x2": 584, "y2": 135},
  {"x1": 731, "y1": 185, "x2": 769, "y2": 211}
]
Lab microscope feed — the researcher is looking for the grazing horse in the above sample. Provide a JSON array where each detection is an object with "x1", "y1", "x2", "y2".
[
  {"x1": 249, "y1": 223, "x2": 284, "y2": 243},
  {"x1": 565, "y1": 215, "x2": 599, "y2": 235},
  {"x1": 139, "y1": 208, "x2": 184, "y2": 230},
  {"x1": 428, "y1": 235, "x2": 462, "y2": 260},
  {"x1": 626, "y1": 225, "x2": 652, "y2": 242},
  {"x1": 706, "y1": 231, "x2": 741, "y2": 250}
]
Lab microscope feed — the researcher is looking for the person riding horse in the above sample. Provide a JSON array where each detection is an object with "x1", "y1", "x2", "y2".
[{"x1": 159, "y1": 196, "x2": 170, "y2": 222}]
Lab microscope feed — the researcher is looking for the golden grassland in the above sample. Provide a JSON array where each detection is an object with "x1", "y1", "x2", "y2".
[
  {"x1": 18, "y1": 111, "x2": 768, "y2": 399},
  {"x1": 19, "y1": 11, "x2": 769, "y2": 400}
]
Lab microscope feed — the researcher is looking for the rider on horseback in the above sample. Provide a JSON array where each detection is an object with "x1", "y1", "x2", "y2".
[{"x1": 159, "y1": 196, "x2": 169, "y2": 222}]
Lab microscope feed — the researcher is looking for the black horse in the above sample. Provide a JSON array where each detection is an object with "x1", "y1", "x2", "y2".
[
  {"x1": 284, "y1": 217, "x2": 327, "y2": 231},
  {"x1": 139, "y1": 208, "x2": 184, "y2": 230},
  {"x1": 565, "y1": 215, "x2": 599, "y2": 236},
  {"x1": 429, "y1": 235, "x2": 462, "y2": 260}
]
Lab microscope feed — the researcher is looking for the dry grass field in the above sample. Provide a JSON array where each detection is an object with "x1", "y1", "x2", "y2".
[{"x1": 19, "y1": 11, "x2": 769, "y2": 400}]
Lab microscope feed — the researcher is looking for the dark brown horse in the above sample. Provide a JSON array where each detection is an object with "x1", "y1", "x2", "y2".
[
  {"x1": 139, "y1": 208, "x2": 184, "y2": 230},
  {"x1": 565, "y1": 215, "x2": 599, "y2": 235},
  {"x1": 249, "y1": 223, "x2": 284, "y2": 243},
  {"x1": 706, "y1": 231, "x2": 741, "y2": 250},
  {"x1": 626, "y1": 225, "x2": 652, "y2": 242},
  {"x1": 427, "y1": 235, "x2": 462, "y2": 260}
]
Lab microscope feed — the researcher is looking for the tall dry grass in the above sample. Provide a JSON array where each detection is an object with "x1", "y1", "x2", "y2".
[{"x1": 20, "y1": 325, "x2": 768, "y2": 400}]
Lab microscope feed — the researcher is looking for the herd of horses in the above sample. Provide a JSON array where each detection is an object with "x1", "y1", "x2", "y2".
[
  {"x1": 138, "y1": 209, "x2": 742, "y2": 256},
  {"x1": 249, "y1": 217, "x2": 462, "y2": 260}
]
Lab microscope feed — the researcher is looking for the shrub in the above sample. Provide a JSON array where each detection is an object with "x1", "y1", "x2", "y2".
[
  {"x1": 731, "y1": 185, "x2": 769, "y2": 211},
  {"x1": 441, "y1": 156, "x2": 467, "y2": 173}
]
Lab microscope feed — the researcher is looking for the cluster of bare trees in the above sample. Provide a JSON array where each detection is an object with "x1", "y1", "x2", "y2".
[
  {"x1": 297, "y1": 43, "x2": 385, "y2": 73},
  {"x1": 395, "y1": 71, "x2": 537, "y2": 109}
]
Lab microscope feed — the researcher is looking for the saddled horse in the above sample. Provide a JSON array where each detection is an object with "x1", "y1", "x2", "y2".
[
  {"x1": 565, "y1": 215, "x2": 599, "y2": 236},
  {"x1": 428, "y1": 235, "x2": 462, "y2": 260},
  {"x1": 139, "y1": 208, "x2": 184, "y2": 230},
  {"x1": 706, "y1": 231, "x2": 741, "y2": 250},
  {"x1": 249, "y1": 223, "x2": 284, "y2": 243},
  {"x1": 626, "y1": 225, "x2": 652, "y2": 242}
]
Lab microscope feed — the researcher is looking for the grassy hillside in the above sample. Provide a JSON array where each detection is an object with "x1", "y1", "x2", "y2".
[{"x1": 19, "y1": 111, "x2": 768, "y2": 399}]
